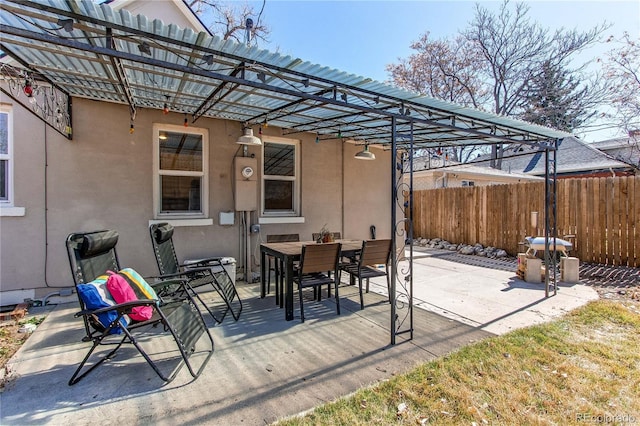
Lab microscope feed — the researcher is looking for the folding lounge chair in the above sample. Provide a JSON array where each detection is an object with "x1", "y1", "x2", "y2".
[
  {"x1": 149, "y1": 223, "x2": 242, "y2": 323},
  {"x1": 66, "y1": 229, "x2": 214, "y2": 386}
]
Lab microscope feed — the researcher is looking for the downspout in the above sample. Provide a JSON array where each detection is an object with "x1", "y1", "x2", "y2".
[
  {"x1": 434, "y1": 172, "x2": 448, "y2": 188},
  {"x1": 341, "y1": 140, "x2": 345, "y2": 238},
  {"x1": 243, "y1": 145, "x2": 251, "y2": 282}
]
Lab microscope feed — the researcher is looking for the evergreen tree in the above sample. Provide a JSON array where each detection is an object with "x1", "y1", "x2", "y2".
[{"x1": 520, "y1": 61, "x2": 595, "y2": 132}]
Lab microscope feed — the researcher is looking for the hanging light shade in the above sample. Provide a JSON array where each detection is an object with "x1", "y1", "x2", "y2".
[
  {"x1": 236, "y1": 127, "x2": 262, "y2": 145},
  {"x1": 354, "y1": 144, "x2": 375, "y2": 160}
]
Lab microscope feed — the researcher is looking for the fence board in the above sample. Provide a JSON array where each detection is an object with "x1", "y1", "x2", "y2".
[
  {"x1": 608, "y1": 177, "x2": 618, "y2": 264},
  {"x1": 599, "y1": 178, "x2": 608, "y2": 264},
  {"x1": 411, "y1": 176, "x2": 639, "y2": 267},
  {"x1": 584, "y1": 179, "x2": 607, "y2": 263},
  {"x1": 620, "y1": 177, "x2": 629, "y2": 265}
]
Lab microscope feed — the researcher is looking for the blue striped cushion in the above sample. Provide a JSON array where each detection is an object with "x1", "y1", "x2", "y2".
[{"x1": 76, "y1": 275, "x2": 130, "y2": 334}]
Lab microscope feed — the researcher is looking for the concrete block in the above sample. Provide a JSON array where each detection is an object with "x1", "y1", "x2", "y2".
[
  {"x1": 561, "y1": 257, "x2": 580, "y2": 283},
  {"x1": 516, "y1": 253, "x2": 527, "y2": 279},
  {"x1": 524, "y1": 257, "x2": 542, "y2": 283}
]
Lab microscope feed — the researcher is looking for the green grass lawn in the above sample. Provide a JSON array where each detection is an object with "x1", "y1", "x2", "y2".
[{"x1": 277, "y1": 300, "x2": 640, "y2": 425}]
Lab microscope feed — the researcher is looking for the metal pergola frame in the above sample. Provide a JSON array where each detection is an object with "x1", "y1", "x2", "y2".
[{"x1": 0, "y1": 0, "x2": 567, "y2": 344}]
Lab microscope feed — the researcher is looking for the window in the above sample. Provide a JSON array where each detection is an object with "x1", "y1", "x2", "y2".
[
  {"x1": 0, "y1": 106, "x2": 13, "y2": 204},
  {"x1": 461, "y1": 180, "x2": 475, "y2": 187},
  {"x1": 153, "y1": 124, "x2": 208, "y2": 219},
  {"x1": 262, "y1": 138, "x2": 300, "y2": 216}
]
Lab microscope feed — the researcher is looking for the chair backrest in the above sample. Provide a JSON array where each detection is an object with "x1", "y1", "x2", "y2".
[
  {"x1": 66, "y1": 230, "x2": 120, "y2": 285},
  {"x1": 66, "y1": 230, "x2": 121, "y2": 338},
  {"x1": 359, "y1": 239, "x2": 392, "y2": 267},
  {"x1": 267, "y1": 234, "x2": 300, "y2": 243},
  {"x1": 149, "y1": 223, "x2": 180, "y2": 275},
  {"x1": 299, "y1": 243, "x2": 341, "y2": 275}
]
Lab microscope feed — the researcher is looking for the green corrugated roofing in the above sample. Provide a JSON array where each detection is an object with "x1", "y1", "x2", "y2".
[{"x1": 0, "y1": 0, "x2": 571, "y2": 147}]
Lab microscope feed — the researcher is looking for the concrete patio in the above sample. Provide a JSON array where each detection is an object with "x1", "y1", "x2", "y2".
[{"x1": 0, "y1": 251, "x2": 598, "y2": 425}]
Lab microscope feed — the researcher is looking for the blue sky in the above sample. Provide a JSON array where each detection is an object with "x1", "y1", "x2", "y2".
[{"x1": 242, "y1": 1, "x2": 639, "y2": 141}]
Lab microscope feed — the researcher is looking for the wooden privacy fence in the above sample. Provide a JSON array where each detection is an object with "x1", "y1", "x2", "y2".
[{"x1": 412, "y1": 176, "x2": 639, "y2": 267}]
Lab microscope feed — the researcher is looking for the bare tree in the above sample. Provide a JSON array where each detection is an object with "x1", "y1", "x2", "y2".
[
  {"x1": 601, "y1": 32, "x2": 640, "y2": 135},
  {"x1": 387, "y1": 33, "x2": 487, "y2": 107},
  {"x1": 388, "y1": 0, "x2": 608, "y2": 168},
  {"x1": 387, "y1": 34, "x2": 490, "y2": 163},
  {"x1": 187, "y1": 0, "x2": 269, "y2": 45},
  {"x1": 466, "y1": 1, "x2": 607, "y2": 168}
]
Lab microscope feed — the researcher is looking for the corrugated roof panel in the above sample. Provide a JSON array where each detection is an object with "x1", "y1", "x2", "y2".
[{"x1": 0, "y1": 0, "x2": 572, "y2": 146}]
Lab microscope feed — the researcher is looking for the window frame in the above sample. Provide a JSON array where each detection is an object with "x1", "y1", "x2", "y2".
[
  {"x1": 0, "y1": 105, "x2": 14, "y2": 206},
  {"x1": 152, "y1": 123, "x2": 209, "y2": 220},
  {"x1": 261, "y1": 136, "x2": 300, "y2": 218}
]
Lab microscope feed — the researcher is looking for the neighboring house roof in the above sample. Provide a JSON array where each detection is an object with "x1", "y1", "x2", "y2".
[
  {"x1": 589, "y1": 136, "x2": 640, "y2": 168},
  {"x1": 476, "y1": 136, "x2": 635, "y2": 176},
  {"x1": 411, "y1": 163, "x2": 543, "y2": 181},
  {"x1": 407, "y1": 154, "x2": 543, "y2": 187}
]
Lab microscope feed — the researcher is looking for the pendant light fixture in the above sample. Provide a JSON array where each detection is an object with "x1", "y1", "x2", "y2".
[
  {"x1": 236, "y1": 127, "x2": 262, "y2": 146},
  {"x1": 354, "y1": 144, "x2": 375, "y2": 160}
]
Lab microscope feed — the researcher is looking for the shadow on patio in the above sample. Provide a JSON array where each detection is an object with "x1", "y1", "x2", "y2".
[{"x1": 1, "y1": 279, "x2": 492, "y2": 425}]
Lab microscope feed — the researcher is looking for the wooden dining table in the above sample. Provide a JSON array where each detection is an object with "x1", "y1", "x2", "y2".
[{"x1": 260, "y1": 239, "x2": 363, "y2": 321}]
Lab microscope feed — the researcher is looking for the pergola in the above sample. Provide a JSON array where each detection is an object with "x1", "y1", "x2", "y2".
[{"x1": 0, "y1": 0, "x2": 569, "y2": 344}]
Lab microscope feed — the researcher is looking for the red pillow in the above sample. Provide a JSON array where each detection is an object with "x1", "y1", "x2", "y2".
[{"x1": 106, "y1": 271, "x2": 153, "y2": 321}]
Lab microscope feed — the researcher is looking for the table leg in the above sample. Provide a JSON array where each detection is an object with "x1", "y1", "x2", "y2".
[
  {"x1": 284, "y1": 255, "x2": 294, "y2": 321},
  {"x1": 260, "y1": 248, "x2": 266, "y2": 298}
]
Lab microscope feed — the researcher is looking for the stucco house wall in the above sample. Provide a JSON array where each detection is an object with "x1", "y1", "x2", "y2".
[
  {"x1": 0, "y1": 0, "x2": 395, "y2": 306},
  {"x1": 0, "y1": 97, "x2": 392, "y2": 305}
]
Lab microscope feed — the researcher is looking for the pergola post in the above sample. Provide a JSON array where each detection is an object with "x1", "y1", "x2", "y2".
[
  {"x1": 390, "y1": 117, "x2": 414, "y2": 345},
  {"x1": 544, "y1": 139, "x2": 559, "y2": 297}
]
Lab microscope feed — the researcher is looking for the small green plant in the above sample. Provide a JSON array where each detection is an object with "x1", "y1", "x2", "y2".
[{"x1": 18, "y1": 316, "x2": 44, "y2": 326}]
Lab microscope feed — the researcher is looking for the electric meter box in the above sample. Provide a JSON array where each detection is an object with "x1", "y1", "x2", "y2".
[{"x1": 234, "y1": 157, "x2": 258, "y2": 211}]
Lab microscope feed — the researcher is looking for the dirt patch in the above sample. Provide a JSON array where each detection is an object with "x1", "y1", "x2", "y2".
[{"x1": 0, "y1": 317, "x2": 44, "y2": 388}]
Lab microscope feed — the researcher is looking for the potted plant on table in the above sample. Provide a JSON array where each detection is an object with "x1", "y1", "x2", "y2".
[{"x1": 317, "y1": 224, "x2": 334, "y2": 243}]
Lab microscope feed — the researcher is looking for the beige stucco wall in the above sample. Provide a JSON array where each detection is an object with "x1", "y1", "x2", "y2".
[
  {"x1": 0, "y1": 100, "x2": 49, "y2": 303},
  {"x1": 343, "y1": 143, "x2": 392, "y2": 241},
  {"x1": 0, "y1": 98, "x2": 394, "y2": 304}
]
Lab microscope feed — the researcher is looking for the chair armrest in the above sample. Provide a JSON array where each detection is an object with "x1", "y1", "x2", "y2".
[
  {"x1": 74, "y1": 299, "x2": 159, "y2": 317},
  {"x1": 182, "y1": 257, "x2": 223, "y2": 268},
  {"x1": 149, "y1": 278, "x2": 188, "y2": 291},
  {"x1": 146, "y1": 267, "x2": 211, "y2": 281}
]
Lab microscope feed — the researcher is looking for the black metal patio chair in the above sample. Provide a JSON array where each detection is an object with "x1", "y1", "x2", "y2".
[
  {"x1": 66, "y1": 229, "x2": 213, "y2": 386},
  {"x1": 339, "y1": 239, "x2": 392, "y2": 310},
  {"x1": 293, "y1": 242, "x2": 342, "y2": 323},
  {"x1": 149, "y1": 223, "x2": 242, "y2": 323}
]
